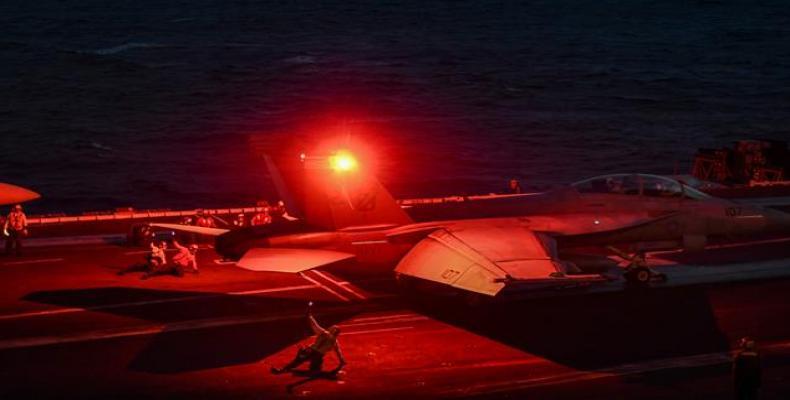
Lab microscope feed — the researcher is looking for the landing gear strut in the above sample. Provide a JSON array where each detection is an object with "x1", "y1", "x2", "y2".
[{"x1": 606, "y1": 247, "x2": 667, "y2": 286}]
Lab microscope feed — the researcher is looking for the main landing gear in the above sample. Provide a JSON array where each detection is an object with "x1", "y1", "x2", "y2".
[{"x1": 606, "y1": 247, "x2": 667, "y2": 286}]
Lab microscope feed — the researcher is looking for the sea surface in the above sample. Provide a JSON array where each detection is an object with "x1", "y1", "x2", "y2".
[{"x1": 1, "y1": 0, "x2": 789, "y2": 213}]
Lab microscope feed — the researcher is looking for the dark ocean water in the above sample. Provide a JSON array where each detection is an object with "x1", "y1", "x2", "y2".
[{"x1": 1, "y1": 0, "x2": 789, "y2": 213}]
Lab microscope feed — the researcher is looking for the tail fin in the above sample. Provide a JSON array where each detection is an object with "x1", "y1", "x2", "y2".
[
  {"x1": 263, "y1": 154, "x2": 302, "y2": 219},
  {"x1": 300, "y1": 151, "x2": 413, "y2": 230}
]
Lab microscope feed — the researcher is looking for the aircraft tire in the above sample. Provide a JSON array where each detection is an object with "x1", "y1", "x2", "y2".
[{"x1": 625, "y1": 267, "x2": 652, "y2": 286}]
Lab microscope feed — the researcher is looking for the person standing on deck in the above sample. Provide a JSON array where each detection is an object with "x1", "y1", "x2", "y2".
[
  {"x1": 250, "y1": 208, "x2": 273, "y2": 226},
  {"x1": 733, "y1": 337, "x2": 762, "y2": 400},
  {"x1": 4, "y1": 204, "x2": 28, "y2": 256},
  {"x1": 507, "y1": 179, "x2": 523, "y2": 194}
]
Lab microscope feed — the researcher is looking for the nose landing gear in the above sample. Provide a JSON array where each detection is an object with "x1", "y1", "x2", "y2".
[{"x1": 606, "y1": 247, "x2": 668, "y2": 286}]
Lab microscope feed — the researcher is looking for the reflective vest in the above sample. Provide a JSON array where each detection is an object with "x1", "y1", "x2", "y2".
[
  {"x1": 5, "y1": 212, "x2": 26, "y2": 231},
  {"x1": 310, "y1": 330, "x2": 339, "y2": 355},
  {"x1": 172, "y1": 248, "x2": 195, "y2": 266},
  {"x1": 251, "y1": 213, "x2": 272, "y2": 226}
]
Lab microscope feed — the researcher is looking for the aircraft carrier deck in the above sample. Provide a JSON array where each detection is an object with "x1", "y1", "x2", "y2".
[{"x1": 1, "y1": 215, "x2": 790, "y2": 399}]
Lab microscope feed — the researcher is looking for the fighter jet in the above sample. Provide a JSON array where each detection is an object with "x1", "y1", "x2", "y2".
[
  {"x1": 0, "y1": 182, "x2": 40, "y2": 206},
  {"x1": 154, "y1": 150, "x2": 790, "y2": 298}
]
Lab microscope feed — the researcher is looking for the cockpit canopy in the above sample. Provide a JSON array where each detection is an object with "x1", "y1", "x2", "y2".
[{"x1": 571, "y1": 174, "x2": 709, "y2": 200}]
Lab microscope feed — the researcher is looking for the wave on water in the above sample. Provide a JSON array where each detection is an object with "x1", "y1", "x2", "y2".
[
  {"x1": 3, "y1": 0, "x2": 790, "y2": 213},
  {"x1": 281, "y1": 55, "x2": 318, "y2": 65},
  {"x1": 88, "y1": 142, "x2": 114, "y2": 152},
  {"x1": 92, "y1": 42, "x2": 165, "y2": 55}
]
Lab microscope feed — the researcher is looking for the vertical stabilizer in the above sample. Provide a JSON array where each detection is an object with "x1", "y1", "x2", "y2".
[
  {"x1": 263, "y1": 154, "x2": 302, "y2": 219},
  {"x1": 301, "y1": 151, "x2": 412, "y2": 230}
]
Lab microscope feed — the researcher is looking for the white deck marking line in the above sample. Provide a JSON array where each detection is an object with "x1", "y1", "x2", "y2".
[
  {"x1": 0, "y1": 305, "x2": 399, "y2": 350},
  {"x1": 0, "y1": 307, "x2": 87, "y2": 320},
  {"x1": 349, "y1": 313, "x2": 419, "y2": 322},
  {"x1": 340, "y1": 316, "x2": 428, "y2": 328},
  {"x1": 447, "y1": 344, "x2": 790, "y2": 397},
  {"x1": 351, "y1": 240, "x2": 388, "y2": 245},
  {"x1": 343, "y1": 326, "x2": 414, "y2": 336},
  {"x1": 0, "y1": 284, "x2": 319, "y2": 321},
  {"x1": 385, "y1": 358, "x2": 548, "y2": 378},
  {"x1": 2, "y1": 258, "x2": 64, "y2": 266},
  {"x1": 303, "y1": 270, "x2": 360, "y2": 300},
  {"x1": 325, "y1": 276, "x2": 385, "y2": 287},
  {"x1": 0, "y1": 312, "x2": 313, "y2": 351},
  {"x1": 299, "y1": 272, "x2": 351, "y2": 302},
  {"x1": 213, "y1": 259, "x2": 237, "y2": 265},
  {"x1": 123, "y1": 250, "x2": 151, "y2": 255},
  {"x1": 311, "y1": 270, "x2": 367, "y2": 300},
  {"x1": 450, "y1": 358, "x2": 725, "y2": 396},
  {"x1": 228, "y1": 284, "x2": 316, "y2": 295}
]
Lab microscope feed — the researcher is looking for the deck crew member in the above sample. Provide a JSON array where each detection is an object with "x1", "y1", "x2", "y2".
[
  {"x1": 142, "y1": 240, "x2": 185, "y2": 279},
  {"x1": 194, "y1": 210, "x2": 216, "y2": 244},
  {"x1": 172, "y1": 240, "x2": 199, "y2": 274},
  {"x1": 149, "y1": 241, "x2": 167, "y2": 267},
  {"x1": 508, "y1": 179, "x2": 523, "y2": 194},
  {"x1": 733, "y1": 337, "x2": 761, "y2": 400},
  {"x1": 271, "y1": 304, "x2": 346, "y2": 375},
  {"x1": 233, "y1": 213, "x2": 247, "y2": 228},
  {"x1": 271, "y1": 200, "x2": 286, "y2": 219},
  {"x1": 118, "y1": 240, "x2": 167, "y2": 276},
  {"x1": 250, "y1": 208, "x2": 273, "y2": 226},
  {"x1": 195, "y1": 210, "x2": 216, "y2": 228},
  {"x1": 4, "y1": 204, "x2": 28, "y2": 256}
]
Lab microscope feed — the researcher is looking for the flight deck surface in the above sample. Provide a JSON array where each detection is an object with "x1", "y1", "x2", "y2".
[{"x1": 1, "y1": 240, "x2": 789, "y2": 399}]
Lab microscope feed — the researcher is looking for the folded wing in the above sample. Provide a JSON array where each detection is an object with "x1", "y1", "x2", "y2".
[{"x1": 395, "y1": 222, "x2": 596, "y2": 297}]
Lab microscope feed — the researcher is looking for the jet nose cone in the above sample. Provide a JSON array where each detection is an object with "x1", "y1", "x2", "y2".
[{"x1": 0, "y1": 183, "x2": 40, "y2": 206}]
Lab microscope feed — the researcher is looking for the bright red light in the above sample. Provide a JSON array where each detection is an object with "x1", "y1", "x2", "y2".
[{"x1": 328, "y1": 150, "x2": 358, "y2": 172}]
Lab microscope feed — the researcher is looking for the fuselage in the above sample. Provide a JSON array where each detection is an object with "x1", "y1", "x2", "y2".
[{"x1": 217, "y1": 174, "x2": 790, "y2": 271}]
